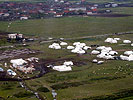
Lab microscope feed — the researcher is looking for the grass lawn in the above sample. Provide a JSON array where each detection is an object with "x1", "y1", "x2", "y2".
[
  {"x1": 0, "y1": 16, "x2": 133, "y2": 39},
  {"x1": 0, "y1": 81, "x2": 38, "y2": 100},
  {"x1": 24, "y1": 34, "x2": 133, "y2": 100},
  {"x1": 0, "y1": 34, "x2": 133, "y2": 100},
  {"x1": 100, "y1": 7, "x2": 133, "y2": 15},
  {"x1": 0, "y1": 5, "x2": 133, "y2": 100}
]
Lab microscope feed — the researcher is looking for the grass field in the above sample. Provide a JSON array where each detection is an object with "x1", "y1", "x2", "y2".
[
  {"x1": 0, "y1": 32, "x2": 133, "y2": 100},
  {"x1": 0, "y1": 0, "x2": 132, "y2": 3},
  {"x1": 100, "y1": 7, "x2": 133, "y2": 14},
  {"x1": 0, "y1": 81, "x2": 38, "y2": 100},
  {"x1": 0, "y1": 16, "x2": 133, "y2": 39},
  {"x1": 0, "y1": 4, "x2": 133, "y2": 100},
  {"x1": 24, "y1": 34, "x2": 133, "y2": 100}
]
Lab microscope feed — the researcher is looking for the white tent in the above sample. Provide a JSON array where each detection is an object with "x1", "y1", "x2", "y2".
[
  {"x1": 96, "y1": 46, "x2": 106, "y2": 50},
  {"x1": 10, "y1": 59, "x2": 27, "y2": 68},
  {"x1": 110, "y1": 39, "x2": 118, "y2": 43},
  {"x1": 123, "y1": 40, "x2": 131, "y2": 44},
  {"x1": 109, "y1": 51, "x2": 118, "y2": 55},
  {"x1": 71, "y1": 48, "x2": 85, "y2": 54},
  {"x1": 97, "y1": 61, "x2": 104, "y2": 64},
  {"x1": 64, "y1": 61, "x2": 74, "y2": 66},
  {"x1": 92, "y1": 59, "x2": 98, "y2": 63},
  {"x1": 124, "y1": 51, "x2": 133, "y2": 56},
  {"x1": 49, "y1": 43, "x2": 61, "y2": 49},
  {"x1": 83, "y1": 46, "x2": 91, "y2": 50},
  {"x1": 60, "y1": 42, "x2": 68, "y2": 46},
  {"x1": 104, "y1": 55, "x2": 114, "y2": 60},
  {"x1": 53, "y1": 65, "x2": 72, "y2": 72},
  {"x1": 104, "y1": 38, "x2": 117, "y2": 43},
  {"x1": 91, "y1": 50, "x2": 100, "y2": 55},
  {"x1": 73, "y1": 42, "x2": 81, "y2": 46},
  {"x1": 128, "y1": 55, "x2": 133, "y2": 61},
  {"x1": 67, "y1": 46, "x2": 75, "y2": 50},
  {"x1": 105, "y1": 38, "x2": 113, "y2": 43},
  {"x1": 77, "y1": 49, "x2": 86, "y2": 54},
  {"x1": 120, "y1": 55, "x2": 129, "y2": 61},
  {"x1": 97, "y1": 52, "x2": 114, "y2": 60},
  {"x1": 114, "y1": 38, "x2": 120, "y2": 41},
  {"x1": 73, "y1": 42, "x2": 86, "y2": 47},
  {"x1": 97, "y1": 52, "x2": 108, "y2": 58}
]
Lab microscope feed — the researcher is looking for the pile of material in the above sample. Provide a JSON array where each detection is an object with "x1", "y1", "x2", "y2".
[
  {"x1": 10, "y1": 57, "x2": 39, "y2": 74},
  {"x1": 0, "y1": 49, "x2": 39, "y2": 60}
]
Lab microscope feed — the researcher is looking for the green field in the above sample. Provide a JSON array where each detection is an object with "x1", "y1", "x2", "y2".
[
  {"x1": 100, "y1": 7, "x2": 133, "y2": 14},
  {"x1": 0, "y1": 5, "x2": 133, "y2": 100},
  {"x1": 0, "y1": 32, "x2": 133, "y2": 100},
  {"x1": 25, "y1": 34, "x2": 133, "y2": 100},
  {"x1": 0, "y1": 81, "x2": 38, "y2": 100},
  {"x1": 0, "y1": 16, "x2": 133, "y2": 39},
  {"x1": 0, "y1": 0, "x2": 132, "y2": 3}
]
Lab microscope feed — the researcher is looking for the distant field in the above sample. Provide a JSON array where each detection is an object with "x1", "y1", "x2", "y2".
[
  {"x1": 0, "y1": 30, "x2": 133, "y2": 100},
  {"x1": 0, "y1": 0, "x2": 132, "y2": 3},
  {"x1": 0, "y1": 16, "x2": 133, "y2": 38},
  {"x1": 26, "y1": 34, "x2": 133, "y2": 100},
  {"x1": 0, "y1": 2, "x2": 133, "y2": 100},
  {"x1": 100, "y1": 7, "x2": 133, "y2": 15},
  {"x1": 0, "y1": 0, "x2": 47, "y2": 2}
]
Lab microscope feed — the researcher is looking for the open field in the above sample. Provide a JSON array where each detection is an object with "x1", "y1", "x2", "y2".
[
  {"x1": 25, "y1": 34, "x2": 133, "y2": 100},
  {"x1": 100, "y1": 7, "x2": 133, "y2": 15},
  {"x1": 0, "y1": 0, "x2": 132, "y2": 3},
  {"x1": 0, "y1": 4, "x2": 133, "y2": 100},
  {"x1": 0, "y1": 81, "x2": 38, "y2": 100},
  {"x1": 0, "y1": 33, "x2": 133, "y2": 100},
  {"x1": 0, "y1": 16, "x2": 133, "y2": 38},
  {"x1": 0, "y1": 0, "x2": 47, "y2": 2}
]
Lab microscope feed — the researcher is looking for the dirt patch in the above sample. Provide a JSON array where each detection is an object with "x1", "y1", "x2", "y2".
[{"x1": 0, "y1": 48, "x2": 41, "y2": 61}]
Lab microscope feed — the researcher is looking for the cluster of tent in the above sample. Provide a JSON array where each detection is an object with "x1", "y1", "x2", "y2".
[
  {"x1": 120, "y1": 51, "x2": 133, "y2": 61},
  {"x1": 47, "y1": 61, "x2": 74, "y2": 72},
  {"x1": 48, "y1": 37, "x2": 133, "y2": 69},
  {"x1": 49, "y1": 41, "x2": 91, "y2": 54},
  {"x1": 91, "y1": 37, "x2": 133, "y2": 62},
  {"x1": 105, "y1": 38, "x2": 133, "y2": 46},
  {"x1": 104, "y1": 38, "x2": 120, "y2": 43},
  {"x1": 91, "y1": 46, "x2": 118, "y2": 64}
]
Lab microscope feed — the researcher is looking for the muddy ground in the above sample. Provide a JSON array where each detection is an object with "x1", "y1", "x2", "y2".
[{"x1": 0, "y1": 48, "x2": 41, "y2": 61}]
